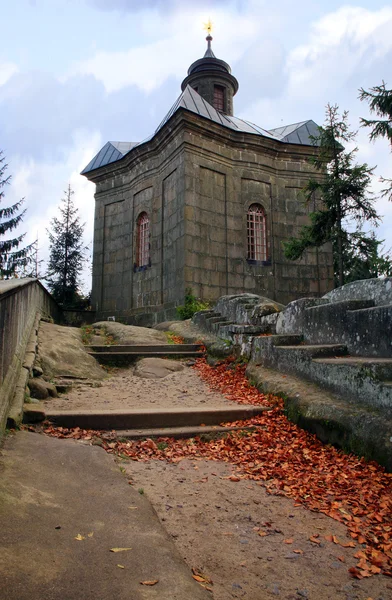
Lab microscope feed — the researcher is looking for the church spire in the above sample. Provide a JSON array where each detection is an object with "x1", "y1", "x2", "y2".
[
  {"x1": 181, "y1": 23, "x2": 239, "y2": 116},
  {"x1": 204, "y1": 34, "x2": 216, "y2": 58}
]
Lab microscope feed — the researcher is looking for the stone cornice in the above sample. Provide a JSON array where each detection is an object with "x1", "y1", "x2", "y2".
[{"x1": 84, "y1": 108, "x2": 319, "y2": 184}]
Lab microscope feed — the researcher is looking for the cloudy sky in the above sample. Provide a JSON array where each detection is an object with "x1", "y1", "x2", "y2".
[{"x1": 1, "y1": 0, "x2": 391, "y2": 290}]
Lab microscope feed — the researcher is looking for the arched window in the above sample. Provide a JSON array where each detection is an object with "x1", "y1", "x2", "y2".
[
  {"x1": 247, "y1": 204, "x2": 267, "y2": 262},
  {"x1": 137, "y1": 212, "x2": 150, "y2": 267},
  {"x1": 213, "y1": 85, "x2": 225, "y2": 112}
]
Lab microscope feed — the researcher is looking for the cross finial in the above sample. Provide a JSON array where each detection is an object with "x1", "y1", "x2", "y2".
[{"x1": 203, "y1": 18, "x2": 213, "y2": 36}]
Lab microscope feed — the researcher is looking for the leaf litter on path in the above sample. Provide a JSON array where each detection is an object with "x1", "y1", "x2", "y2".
[{"x1": 41, "y1": 357, "x2": 392, "y2": 580}]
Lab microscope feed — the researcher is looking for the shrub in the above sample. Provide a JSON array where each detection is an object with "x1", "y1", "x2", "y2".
[{"x1": 176, "y1": 288, "x2": 210, "y2": 320}]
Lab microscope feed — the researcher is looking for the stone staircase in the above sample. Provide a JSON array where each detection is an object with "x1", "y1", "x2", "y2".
[
  {"x1": 251, "y1": 334, "x2": 392, "y2": 417},
  {"x1": 24, "y1": 340, "x2": 272, "y2": 439}
]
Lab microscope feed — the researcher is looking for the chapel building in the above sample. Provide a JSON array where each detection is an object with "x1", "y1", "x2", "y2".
[{"x1": 82, "y1": 34, "x2": 334, "y2": 325}]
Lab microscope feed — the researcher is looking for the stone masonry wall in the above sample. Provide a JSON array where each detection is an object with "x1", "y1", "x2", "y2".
[
  {"x1": 90, "y1": 130, "x2": 186, "y2": 325},
  {"x1": 183, "y1": 118, "x2": 333, "y2": 306}
]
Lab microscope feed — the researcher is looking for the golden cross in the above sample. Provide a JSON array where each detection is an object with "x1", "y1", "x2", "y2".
[{"x1": 203, "y1": 18, "x2": 213, "y2": 36}]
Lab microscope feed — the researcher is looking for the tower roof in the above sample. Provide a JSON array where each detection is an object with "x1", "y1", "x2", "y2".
[{"x1": 186, "y1": 33, "x2": 232, "y2": 77}]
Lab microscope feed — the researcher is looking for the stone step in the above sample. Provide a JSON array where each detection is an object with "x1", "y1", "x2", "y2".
[
  {"x1": 267, "y1": 334, "x2": 304, "y2": 346},
  {"x1": 211, "y1": 320, "x2": 233, "y2": 333},
  {"x1": 313, "y1": 356, "x2": 392, "y2": 379},
  {"x1": 276, "y1": 344, "x2": 348, "y2": 358},
  {"x1": 23, "y1": 405, "x2": 272, "y2": 430},
  {"x1": 112, "y1": 424, "x2": 259, "y2": 440},
  {"x1": 85, "y1": 344, "x2": 203, "y2": 353},
  {"x1": 89, "y1": 351, "x2": 204, "y2": 364}
]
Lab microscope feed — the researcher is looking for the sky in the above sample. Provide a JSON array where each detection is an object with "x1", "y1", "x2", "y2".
[{"x1": 1, "y1": 0, "x2": 391, "y2": 291}]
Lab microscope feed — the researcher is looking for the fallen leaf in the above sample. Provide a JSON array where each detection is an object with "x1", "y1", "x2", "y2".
[
  {"x1": 128, "y1": 506, "x2": 138, "y2": 510},
  {"x1": 74, "y1": 534, "x2": 85, "y2": 541},
  {"x1": 117, "y1": 564, "x2": 125, "y2": 569},
  {"x1": 293, "y1": 549, "x2": 303, "y2": 554},
  {"x1": 110, "y1": 547, "x2": 132, "y2": 552},
  {"x1": 348, "y1": 567, "x2": 363, "y2": 579},
  {"x1": 140, "y1": 580, "x2": 159, "y2": 586},
  {"x1": 229, "y1": 475, "x2": 240, "y2": 482},
  {"x1": 258, "y1": 531, "x2": 267, "y2": 537},
  {"x1": 87, "y1": 532, "x2": 94, "y2": 538},
  {"x1": 192, "y1": 568, "x2": 212, "y2": 584},
  {"x1": 309, "y1": 535, "x2": 321, "y2": 545},
  {"x1": 284, "y1": 538, "x2": 294, "y2": 544},
  {"x1": 338, "y1": 556, "x2": 346, "y2": 563},
  {"x1": 325, "y1": 534, "x2": 334, "y2": 543}
]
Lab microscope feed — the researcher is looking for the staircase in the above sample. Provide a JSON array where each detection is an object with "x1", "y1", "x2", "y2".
[
  {"x1": 24, "y1": 341, "x2": 272, "y2": 438},
  {"x1": 251, "y1": 334, "x2": 392, "y2": 417}
]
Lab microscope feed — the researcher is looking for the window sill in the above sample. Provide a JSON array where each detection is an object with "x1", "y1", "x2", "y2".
[
  {"x1": 133, "y1": 262, "x2": 151, "y2": 273},
  {"x1": 246, "y1": 259, "x2": 271, "y2": 267}
]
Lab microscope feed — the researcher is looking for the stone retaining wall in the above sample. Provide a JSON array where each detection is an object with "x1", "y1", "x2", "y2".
[{"x1": 0, "y1": 279, "x2": 61, "y2": 434}]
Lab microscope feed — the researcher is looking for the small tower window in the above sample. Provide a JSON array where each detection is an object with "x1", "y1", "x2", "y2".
[
  {"x1": 213, "y1": 85, "x2": 225, "y2": 112},
  {"x1": 247, "y1": 204, "x2": 267, "y2": 262},
  {"x1": 137, "y1": 212, "x2": 150, "y2": 267}
]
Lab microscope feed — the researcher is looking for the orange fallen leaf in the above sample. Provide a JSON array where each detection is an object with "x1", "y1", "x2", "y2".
[
  {"x1": 229, "y1": 475, "x2": 240, "y2": 482},
  {"x1": 192, "y1": 568, "x2": 212, "y2": 584},
  {"x1": 324, "y1": 534, "x2": 334, "y2": 542},
  {"x1": 338, "y1": 556, "x2": 346, "y2": 563},
  {"x1": 309, "y1": 535, "x2": 321, "y2": 545},
  {"x1": 284, "y1": 538, "x2": 294, "y2": 544},
  {"x1": 348, "y1": 567, "x2": 363, "y2": 579},
  {"x1": 258, "y1": 531, "x2": 267, "y2": 537},
  {"x1": 293, "y1": 549, "x2": 303, "y2": 554},
  {"x1": 140, "y1": 580, "x2": 159, "y2": 586}
]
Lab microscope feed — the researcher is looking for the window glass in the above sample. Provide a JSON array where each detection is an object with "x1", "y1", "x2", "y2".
[
  {"x1": 247, "y1": 204, "x2": 267, "y2": 261},
  {"x1": 137, "y1": 212, "x2": 150, "y2": 267},
  {"x1": 213, "y1": 85, "x2": 225, "y2": 112}
]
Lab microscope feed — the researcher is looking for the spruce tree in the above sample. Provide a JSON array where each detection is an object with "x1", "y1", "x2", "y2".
[
  {"x1": 359, "y1": 81, "x2": 392, "y2": 200},
  {"x1": 283, "y1": 104, "x2": 380, "y2": 287},
  {"x1": 46, "y1": 185, "x2": 87, "y2": 307},
  {"x1": 0, "y1": 150, "x2": 33, "y2": 279}
]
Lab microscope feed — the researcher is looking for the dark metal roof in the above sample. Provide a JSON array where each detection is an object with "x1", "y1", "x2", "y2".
[
  {"x1": 269, "y1": 120, "x2": 320, "y2": 145},
  {"x1": 81, "y1": 87, "x2": 319, "y2": 175},
  {"x1": 80, "y1": 141, "x2": 139, "y2": 175}
]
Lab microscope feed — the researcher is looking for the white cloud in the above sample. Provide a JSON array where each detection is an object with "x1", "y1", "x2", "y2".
[
  {"x1": 66, "y1": 8, "x2": 257, "y2": 93},
  {"x1": 0, "y1": 60, "x2": 18, "y2": 86},
  {"x1": 7, "y1": 131, "x2": 101, "y2": 291},
  {"x1": 286, "y1": 6, "x2": 392, "y2": 100}
]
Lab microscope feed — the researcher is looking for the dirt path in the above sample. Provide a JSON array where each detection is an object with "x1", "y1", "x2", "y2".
[
  {"x1": 42, "y1": 361, "x2": 236, "y2": 411},
  {"x1": 41, "y1": 357, "x2": 392, "y2": 599},
  {"x1": 125, "y1": 458, "x2": 391, "y2": 600}
]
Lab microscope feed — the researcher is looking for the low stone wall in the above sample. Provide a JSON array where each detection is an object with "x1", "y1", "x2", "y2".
[
  {"x1": 276, "y1": 278, "x2": 392, "y2": 358},
  {"x1": 0, "y1": 279, "x2": 61, "y2": 434}
]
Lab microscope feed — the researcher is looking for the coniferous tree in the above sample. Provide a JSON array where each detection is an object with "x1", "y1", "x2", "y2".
[
  {"x1": 359, "y1": 81, "x2": 392, "y2": 201},
  {"x1": 0, "y1": 150, "x2": 34, "y2": 279},
  {"x1": 46, "y1": 185, "x2": 87, "y2": 307},
  {"x1": 283, "y1": 104, "x2": 380, "y2": 287}
]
